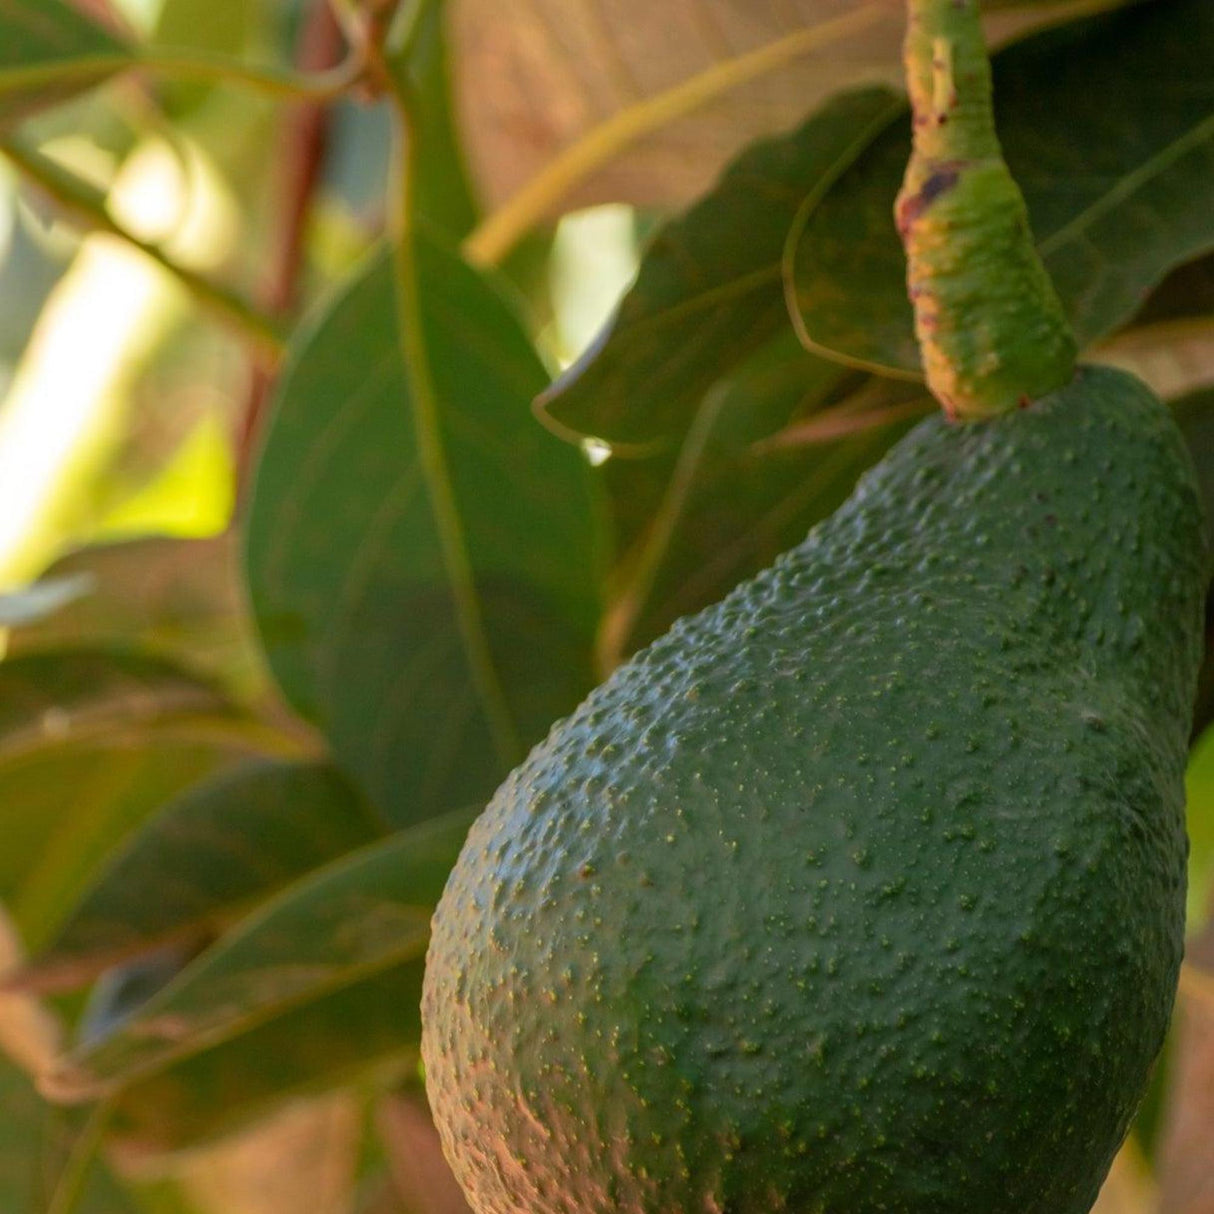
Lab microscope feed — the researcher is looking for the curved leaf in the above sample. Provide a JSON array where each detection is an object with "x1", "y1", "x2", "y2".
[
  {"x1": 537, "y1": 87, "x2": 904, "y2": 449},
  {"x1": 0, "y1": 651, "x2": 287, "y2": 948},
  {"x1": 245, "y1": 237, "x2": 605, "y2": 828},
  {"x1": 0, "y1": 1058, "x2": 136, "y2": 1212},
  {"x1": 791, "y1": 0, "x2": 1214, "y2": 374},
  {"x1": 601, "y1": 335, "x2": 924, "y2": 664},
  {"x1": 5, "y1": 536, "x2": 259, "y2": 695},
  {"x1": 48, "y1": 807, "x2": 476, "y2": 1101},
  {"x1": 13, "y1": 761, "x2": 385, "y2": 993},
  {"x1": 0, "y1": 0, "x2": 128, "y2": 128},
  {"x1": 450, "y1": 0, "x2": 1112, "y2": 214},
  {"x1": 104, "y1": 960, "x2": 426, "y2": 1156}
]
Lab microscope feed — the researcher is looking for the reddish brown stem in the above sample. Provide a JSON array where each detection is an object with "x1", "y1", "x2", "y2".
[{"x1": 236, "y1": 0, "x2": 347, "y2": 496}]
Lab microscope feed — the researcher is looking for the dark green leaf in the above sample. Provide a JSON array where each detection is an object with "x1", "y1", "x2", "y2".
[
  {"x1": 0, "y1": 0, "x2": 128, "y2": 128},
  {"x1": 49, "y1": 807, "x2": 476, "y2": 1100},
  {"x1": 537, "y1": 88, "x2": 905, "y2": 449},
  {"x1": 0, "y1": 651, "x2": 291, "y2": 948},
  {"x1": 15, "y1": 761, "x2": 385, "y2": 993},
  {"x1": 0, "y1": 1057, "x2": 136, "y2": 1212},
  {"x1": 5, "y1": 536, "x2": 259, "y2": 695},
  {"x1": 0, "y1": 649, "x2": 225, "y2": 750},
  {"x1": 105, "y1": 960, "x2": 425, "y2": 1156},
  {"x1": 0, "y1": 745, "x2": 239, "y2": 954},
  {"x1": 1135, "y1": 251, "x2": 1214, "y2": 328},
  {"x1": 245, "y1": 237, "x2": 605, "y2": 828},
  {"x1": 601, "y1": 334, "x2": 925, "y2": 663},
  {"x1": 791, "y1": 0, "x2": 1214, "y2": 375}
]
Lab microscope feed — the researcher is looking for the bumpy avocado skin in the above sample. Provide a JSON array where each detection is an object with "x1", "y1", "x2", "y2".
[{"x1": 422, "y1": 366, "x2": 1207, "y2": 1214}]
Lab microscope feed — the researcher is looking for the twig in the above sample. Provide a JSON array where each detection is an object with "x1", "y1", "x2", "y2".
[
  {"x1": 0, "y1": 48, "x2": 363, "y2": 104},
  {"x1": 0, "y1": 134, "x2": 286, "y2": 361},
  {"x1": 237, "y1": 0, "x2": 348, "y2": 492}
]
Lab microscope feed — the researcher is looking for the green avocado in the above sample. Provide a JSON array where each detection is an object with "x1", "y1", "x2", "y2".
[{"x1": 421, "y1": 365, "x2": 1208, "y2": 1214}]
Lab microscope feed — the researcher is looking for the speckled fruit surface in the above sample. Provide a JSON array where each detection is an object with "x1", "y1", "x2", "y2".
[{"x1": 422, "y1": 366, "x2": 1207, "y2": 1214}]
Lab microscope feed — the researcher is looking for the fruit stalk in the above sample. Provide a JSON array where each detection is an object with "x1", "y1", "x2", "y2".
[{"x1": 896, "y1": 0, "x2": 1077, "y2": 420}]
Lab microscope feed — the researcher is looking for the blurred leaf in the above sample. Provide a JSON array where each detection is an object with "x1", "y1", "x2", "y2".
[
  {"x1": 171, "y1": 1093, "x2": 362, "y2": 1214},
  {"x1": 0, "y1": 574, "x2": 92, "y2": 627},
  {"x1": 0, "y1": 0, "x2": 129, "y2": 129},
  {"x1": 376, "y1": 1092, "x2": 470, "y2": 1214},
  {"x1": 95, "y1": 414, "x2": 235, "y2": 542},
  {"x1": 449, "y1": 0, "x2": 1109, "y2": 216},
  {"x1": 0, "y1": 648, "x2": 225, "y2": 750},
  {"x1": 0, "y1": 906, "x2": 134, "y2": 1211},
  {"x1": 245, "y1": 238, "x2": 605, "y2": 828},
  {"x1": 0, "y1": 1057, "x2": 137, "y2": 1212},
  {"x1": 537, "y1": 87, "x2": 903, "y2": 449},
  {"x1": 48, "y1": 806, "x2": 475, "y2": 1100},
  {"x1": 1159, "y1": 915, "x2": 1214, "y2": 1214},
  {"x1": 77, "y1": 943, "x2": 200, "y2": 1047},
  {"x1": 13, "y1": 761, "x2": 385, "y2": 994},
  {"x1": 146, "y1": 0, "x2": 261, "y2": 116},
  {"x1": 601, "y1": 334, "x2": 924, "y2": 664},
  {"x1": 1095, "y1": 317, "x2": 1214, "y2": 407},
  {"x1": 1135, "y1": 252, "x2": 1214, "y2": 328},
  {"x1": 5, "y1": 535, "x2": 260, "y2": 694},
  {"x1": 105, "y1": 959, "x2": 425, "y2": 1156},
  {"x1": 1090, "y1": 1143, "x2": 1156, "y2": 1214},
  {"x1": 791, "y1": 0, "x2": 1214, "y2": 375},
  {"x1": 1185, "y1": 724, "x2": 1214, "y2": 933},
  {"x1": 1174, "y1": 389, "x2": 1214, "y2": 746},
  {"x1": 0, "y1": 650, "x2": 295, "y2": 948}
]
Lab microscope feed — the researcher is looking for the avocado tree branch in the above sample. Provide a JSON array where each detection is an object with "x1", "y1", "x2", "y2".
[
  {"x1": 0, "y1": 47, "x2": 363, "y2": 105},
  {"x1": 896, "y1": 0, "x2": 1076, "y2": 419}
]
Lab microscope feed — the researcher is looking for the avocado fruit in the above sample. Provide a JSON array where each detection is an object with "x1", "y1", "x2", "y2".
[{"x1": 421, "y1": 365, "x2": 1208, "y2": 1214}]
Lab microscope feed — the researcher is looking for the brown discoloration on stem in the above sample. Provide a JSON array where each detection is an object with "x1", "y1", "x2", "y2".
[
  {"x1": 895, "y1": 164, "x2": 961, "y2": 231},
  {"x1": 896, "y1": 0, "x2": 1076, "y2": 420}
]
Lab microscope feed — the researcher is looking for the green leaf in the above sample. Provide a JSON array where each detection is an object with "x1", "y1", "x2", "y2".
[
  {"x1": 536, "y1": 87, "x2": 905, "y2": 449},
  {"x1": 790, "y1": 0, "x2": 1214, "y2": 375},
  {"x1": 1186, "y1": 725, "x2": 1214, "y2": 935},
  {"x1": 15, "y1": 761, "x2": 386, "y2": 993},
  {"x1": 0, "y1": 649, "x2": 225, "y2": 749},
  {"x1": 0, "y1": 650, "x2": 293, "y2": 948},
  {"x1": 245, "y1": 237, "x2": 605, "y2": 828},
  {"x1": 5, "y1": 536, "x2": 259, "y2": 695},
  {"x1": 601, "y1": 334, "x2": 926, "y2": 664},
  {"x1": 48, "y1": 807, "x2": 476, "y2": 1101},
  {"x1": 104, "y1": 960, "x2": 425, "y2": 1156},
  {"x1": 0, "y1": 0, "x2": 129, "y2": 128},
  {"x1": 0, "y1": 1058, "x2": 136, "y2": 1213},
  {"x1": 385, "y1": 0, "x2": 479, "y2": 240}
]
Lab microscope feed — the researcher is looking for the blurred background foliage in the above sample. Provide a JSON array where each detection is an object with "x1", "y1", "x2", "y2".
[{"x1": 0, "y1": 0, "x2": 1212, "y2": 1211}]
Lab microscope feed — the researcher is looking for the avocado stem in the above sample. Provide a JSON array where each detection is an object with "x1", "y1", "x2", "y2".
[{"x1": 896, "y1": 0, "x2": 1076, "y2": 421}]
